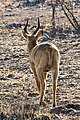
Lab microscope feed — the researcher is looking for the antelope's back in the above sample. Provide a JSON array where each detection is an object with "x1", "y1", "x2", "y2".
[{"x1": 30, "y1": 42, "x2": 60, "y2": 68}]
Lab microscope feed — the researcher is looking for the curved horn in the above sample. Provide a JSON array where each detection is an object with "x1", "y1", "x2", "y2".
[
  {"x1": 24, "y1": 19, "x2": 29, "y2": 34},
  {"x1": 33, "y1": 17, "x2": 40, "y2": 35}
]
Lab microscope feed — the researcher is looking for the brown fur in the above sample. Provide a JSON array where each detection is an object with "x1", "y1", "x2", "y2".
[{"x1": 22, "y1": 21, "x2": 60, "y2": 107}]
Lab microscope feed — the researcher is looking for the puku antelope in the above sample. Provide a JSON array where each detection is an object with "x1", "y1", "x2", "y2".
[{"x1": 22, "y1": 18, "x2": 60, "y2": 107}]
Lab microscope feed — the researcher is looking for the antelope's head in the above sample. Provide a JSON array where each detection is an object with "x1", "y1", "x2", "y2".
[{"x1": 22, "y1": 18, "x2": 43, "y2": 52}]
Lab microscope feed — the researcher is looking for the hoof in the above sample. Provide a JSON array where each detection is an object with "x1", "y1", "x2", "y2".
[
  {"x1": 40, "y1": 102, "x2": 42, "y2": 106},
  {"x1": 39, "y1": 101, "x2": 46, "y2": 106},
  {"x1": 53, "y1": 104, "x2": 56, "y2": 107}
]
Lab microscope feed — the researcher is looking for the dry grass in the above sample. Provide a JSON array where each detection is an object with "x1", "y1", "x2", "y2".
[{"x1": 0, "y1": 0, "x2": 80, "y2": 119}]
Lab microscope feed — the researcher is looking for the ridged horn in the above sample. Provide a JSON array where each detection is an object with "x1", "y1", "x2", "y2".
[{"x1": 32, "y1": 17, "x2": 40, "y2": 35}]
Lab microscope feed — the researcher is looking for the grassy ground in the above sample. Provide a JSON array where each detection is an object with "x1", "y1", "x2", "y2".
[{"x1": 0, "y1": 0, "x2": 80, "y2": 119}]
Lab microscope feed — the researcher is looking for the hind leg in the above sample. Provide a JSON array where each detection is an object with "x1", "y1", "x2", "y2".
[
  {"x1": 36, "y1": 67, "x2": 45, "y2": 105},
  {"x1": 30, "y1": 63, "x2": 40, "y2": 92},
  {"x1": 52, "y1": 65, "x2": 59, "y2": 107},
  {"x1": 43, "y1": 72, "x2": 47, "y2": 94}
]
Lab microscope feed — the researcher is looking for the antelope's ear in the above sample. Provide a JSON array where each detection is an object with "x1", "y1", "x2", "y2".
[
  {"x1": 35, "y1": 30, "x2": 43, "y2": 39},
  {"x1": 39, "y1": 30, "x2": 43, "y2": 36},
  {"x1": 22, "y1": 31, "x2": 31, "y2": 40}
]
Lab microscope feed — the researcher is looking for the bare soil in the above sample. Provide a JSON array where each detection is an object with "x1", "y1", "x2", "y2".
[{"x1": 0, "y1": 0, "x2": 80, "y2": 119}]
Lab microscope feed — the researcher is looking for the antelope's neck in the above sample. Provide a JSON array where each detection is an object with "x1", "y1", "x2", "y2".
[{"x1": 28, "y1": 41, "x2": 37, "y2": 53}]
